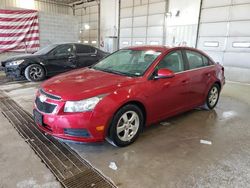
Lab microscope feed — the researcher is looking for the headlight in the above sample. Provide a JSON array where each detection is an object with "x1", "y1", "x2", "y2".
[
  {"x1": 64, "y1": 95, "x2": 105, "y2": 112},
  {"x1": 6, "y1": 60, "x2": 24, "y2": 66}
]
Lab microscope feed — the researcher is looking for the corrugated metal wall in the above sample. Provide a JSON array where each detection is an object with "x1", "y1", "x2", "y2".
[{"x1": 0, "y1": 0, "x2": 72, "y2": 15}]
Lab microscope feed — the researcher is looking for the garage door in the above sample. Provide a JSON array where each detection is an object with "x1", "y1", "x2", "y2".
[
  {"x1": 75, "y1": 2, "x2": 99, "y2": 47},
  {"x1": 119, "y1": 0, "x2": 166, "y2": 48},
  {"x1": 197, "y1": 0, "x2": 250, "y2": 83}
]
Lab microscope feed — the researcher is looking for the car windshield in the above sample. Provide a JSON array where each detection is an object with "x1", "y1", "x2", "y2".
[
  {"x1": 34, "y1": 44, "x2": 58, "y2": 55},
  {"x1": 93, "y1": 49, "x2": 161, "y2": 77}
]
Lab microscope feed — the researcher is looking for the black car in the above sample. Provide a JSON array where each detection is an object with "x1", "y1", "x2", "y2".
[{"x1": 1, "y1": 43, "x2": 109, "y2": 82}]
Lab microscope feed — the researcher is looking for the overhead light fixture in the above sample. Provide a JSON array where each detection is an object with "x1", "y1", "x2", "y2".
[
  {"x1": 84, "y1": 24, "x2": 90, "y2": 30},
  {"x1": 84, "y1": 40, "x2": 89, "y2": 44},
  {"x1": 91, "y1": 41, "x2": 97, "y2": 44}
]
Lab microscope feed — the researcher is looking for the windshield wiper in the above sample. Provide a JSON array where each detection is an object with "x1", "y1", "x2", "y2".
[{"x1": 93, "y1": 67, "x2": 136, "y2": 77}]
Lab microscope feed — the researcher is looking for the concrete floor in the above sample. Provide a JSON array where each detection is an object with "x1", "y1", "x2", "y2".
[{"x1": 0, "y1": 72, "x2": 250, "y2": 188}]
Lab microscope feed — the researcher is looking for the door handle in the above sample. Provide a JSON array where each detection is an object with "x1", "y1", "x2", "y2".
[
  {"x1": 91, "y1": 54, "x2": 97, "y2": 57},
  {"x1": 181, "y1": 79, "x2": 189, "y2": 84},
  {"x1": 205, "y1": 73, "x2": 211, "y2": 77}
]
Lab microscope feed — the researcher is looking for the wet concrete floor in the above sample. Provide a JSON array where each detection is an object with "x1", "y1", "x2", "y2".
[{"x1": 0, "y1": 73, "x2": 250, "y2": 188}]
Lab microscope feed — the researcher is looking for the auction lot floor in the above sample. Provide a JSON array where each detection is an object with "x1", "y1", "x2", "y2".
[{"x1": 1, "y1": 72, "x2": 250, "y2": 188}]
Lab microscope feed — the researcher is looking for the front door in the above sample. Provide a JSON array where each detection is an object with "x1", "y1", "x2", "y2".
[{"x1": 146, "y1": 50, "x2": 190, "y2": 121}]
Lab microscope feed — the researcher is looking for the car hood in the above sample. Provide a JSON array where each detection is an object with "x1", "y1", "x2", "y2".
[
  {"x1": 41, "y1": 68, "x2": 138, "y2": 101},
  {"x1": 1, "y1": 53, "x2": 43, "y2": 66}
]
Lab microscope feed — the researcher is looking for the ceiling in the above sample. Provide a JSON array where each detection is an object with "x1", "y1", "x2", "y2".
[{"x1": 37, "y1": 0, "x2": 97, "y2": 5}]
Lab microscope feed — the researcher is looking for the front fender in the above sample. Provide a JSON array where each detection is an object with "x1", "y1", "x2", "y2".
[
  {"x1": 20, "y1": 60, "x2": 48, "y2": 76},
  {"x1": 93, "y1": 84, "x2": 148, "y2": 134}
]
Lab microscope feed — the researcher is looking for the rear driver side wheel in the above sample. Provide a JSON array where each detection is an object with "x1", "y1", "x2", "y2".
[
  {"x1": 24, "y1": 64, "x2": 45, "y2": 82},
  {"x1": 108, "y1": 104, "x2": 143, "y2": 147},
  {"x1": 203, "y1": 83, "x2": 220, "y2": 110}
]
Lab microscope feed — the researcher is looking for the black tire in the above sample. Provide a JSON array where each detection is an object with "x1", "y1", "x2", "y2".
[
  {"x1": 203, "y1": 83, "x2": 220, "y2": 110},
  {"x1": 108, "y1": 104, "x2": 144, "y2": 147},
  {"x1": 24, "y1": 64, "x2": 45, "y2": 82}
]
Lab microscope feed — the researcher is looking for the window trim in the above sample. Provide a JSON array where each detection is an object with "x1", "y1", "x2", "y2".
[
  {"x1": 50, "y1": 44, "x2": 74, "y2": 56},
  {"x1": 183, "y1": 49, "x2": 214, "y2": 70},
  {"x1": 175, "y1": 64, "x2": 215, "y2": 75}
]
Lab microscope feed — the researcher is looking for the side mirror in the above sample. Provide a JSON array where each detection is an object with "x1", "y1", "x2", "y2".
[{"x1": 154, "y1": 68, "x2": 175, "y2": 80}]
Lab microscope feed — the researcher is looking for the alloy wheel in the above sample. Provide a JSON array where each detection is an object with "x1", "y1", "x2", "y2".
[
  {"x1": 116, "y1": 111, "x2": 140, "y2": 142},
  {"x1": 208, "y1": 86, "x2": 219, "y2": 107},
  {"x1": 29, "y1": 66, "x2": 43, "y2": 80}
]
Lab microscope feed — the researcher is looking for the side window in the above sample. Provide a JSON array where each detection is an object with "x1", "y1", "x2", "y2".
[
  {"x1": 75, "y1": 44, "x2": 90, "y2": 54},
  {"x1": 202, "y1": 55, "x2": 211, "y2": 66},
  {"x1": 89, "y1": 47, "x2": 96, "y2": 53},
  {"x1": 53, "y1": 45, "x2": 73, "y2": 56},
  {"x1": 186, "y1": 51, "x2": 204, "y2": 69},
  {"x1": 157, "y1": 51, "x2": 184, "y2": 73}
]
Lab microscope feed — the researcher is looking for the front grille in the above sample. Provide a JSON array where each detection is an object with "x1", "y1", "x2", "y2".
[
  {"x1": 35, "y1": 97, "x2": 57, "y2": 113},
  {"x1": 40, "y1": 89, "x2": 61, "y2": 100}
]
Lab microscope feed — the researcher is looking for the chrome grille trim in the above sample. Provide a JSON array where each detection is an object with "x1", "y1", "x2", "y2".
[{"x1": 40, "y1": 88, "x2": 61, "y2": 100}]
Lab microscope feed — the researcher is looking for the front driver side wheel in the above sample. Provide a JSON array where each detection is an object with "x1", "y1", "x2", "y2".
[
  {"x1": 108, "y1": 104, "x2": 143, "y2": 147},
  {"x1": 24, "y1": 64, "x2": 45, "y2": 82}
]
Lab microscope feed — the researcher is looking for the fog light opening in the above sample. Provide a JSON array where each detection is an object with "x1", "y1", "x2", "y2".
[{"x1": 64, "y1": 128, "x2": 91, "y2": 138}]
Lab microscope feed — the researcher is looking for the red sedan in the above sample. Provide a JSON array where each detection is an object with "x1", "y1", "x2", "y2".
[{"x1": 33, "y1": 46, "x2": 225, "y2": 147}]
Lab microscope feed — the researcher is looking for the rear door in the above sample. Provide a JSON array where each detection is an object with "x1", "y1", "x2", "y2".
[
  {"x1": 183, "y1": 50, "x2": 215, "y2": 107},
  {"x1": 75, "y1": 44, "x2": 99, "y2": 68}
]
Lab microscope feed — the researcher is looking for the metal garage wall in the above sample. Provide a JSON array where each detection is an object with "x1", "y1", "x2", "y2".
[
  {"x1": 119, "y1": 0, "x2": 167, "y2": 48},
  {"x1": 74, "y1": 1, "x2": 99, "y2": 47},
  {"x1": 39, "y1": 12, "x2": 78, "y2": 48},
  {"x1": 197, "y1": 0, "x2": 250, "y2": 83}
]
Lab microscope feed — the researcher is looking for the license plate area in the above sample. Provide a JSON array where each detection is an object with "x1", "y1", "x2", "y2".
[{"x1": 33, "y1": 109, "x2": 43, "y2": 126}]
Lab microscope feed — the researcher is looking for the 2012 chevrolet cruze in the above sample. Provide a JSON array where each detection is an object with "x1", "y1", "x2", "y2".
[{"x1": 33, "y1": 46, "x2": 225, "y2": 147}]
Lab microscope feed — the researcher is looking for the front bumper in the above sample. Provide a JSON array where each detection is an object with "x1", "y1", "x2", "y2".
[
  {"x1": 4, "y1": 66, "x2": 23, "y2": 79},
  {"x1": 33, "y1": 92, "x2": 110, "y2": 143}
]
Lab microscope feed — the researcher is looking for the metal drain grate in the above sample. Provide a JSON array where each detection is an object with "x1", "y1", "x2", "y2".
[{"x1": 0, "y1": 91, "x2": 116, "y2": 188}]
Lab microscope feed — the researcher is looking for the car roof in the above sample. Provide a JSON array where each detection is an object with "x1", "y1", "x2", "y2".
[
  {"x1": 124, "y1": 45, "x2": 202, "y2": 53},
  {"x1": 124, "y1": 45, "x2": 171, "y2": 52},
  {"x1": 49, "y1": 42, "x2": 94, "y2": 47}
]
